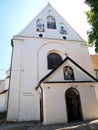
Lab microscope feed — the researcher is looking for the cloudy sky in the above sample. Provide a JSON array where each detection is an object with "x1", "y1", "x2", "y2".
[{"x1": 0, "y1": 0, "x2": 93, "y2": 79}]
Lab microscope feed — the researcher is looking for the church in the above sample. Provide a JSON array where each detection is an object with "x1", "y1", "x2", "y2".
[{"x1": 1, "y1": 3, "x2": 98, "y2": 124}]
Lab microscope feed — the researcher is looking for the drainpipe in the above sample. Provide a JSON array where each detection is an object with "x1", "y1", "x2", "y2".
[
  {"x1": 36, "y1": 83, "x2": 44, "y2": 123},
  {"x1": 39, "y1": 85, "x2": 44, "y2": 123}
]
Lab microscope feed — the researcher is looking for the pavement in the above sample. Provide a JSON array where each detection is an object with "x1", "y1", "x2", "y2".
[{"x1": 0, "y1": 119, "x2": 98, "y2": 130}]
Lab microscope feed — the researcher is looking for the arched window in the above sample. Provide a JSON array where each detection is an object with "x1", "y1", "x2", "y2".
[
  {"x1": 48, "y1": 53, "x2": 62, "y2": 69},
  {"x1": 47, "y1": 16, "x2": 56, "y2": 29},
  {"x1": 36, "y1": 19, "x2": 44, "y2": 32},
  {"x1": 59, "y1": 23, "x2": 67, "y2": 34},
  {"x1": 63, "y1": 66, "x2": 75, "y2": 80}
]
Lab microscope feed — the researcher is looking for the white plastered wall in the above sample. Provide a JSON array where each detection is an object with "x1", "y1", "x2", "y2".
[
  {"x1": 42, "y1": 83, "x2": 98, "y2": 124},
  {"x1": 0, "y1": 76, "x2": 9, "y2": 113},
  {"x1": 7, "y1": 39, "x2": 40, "y2": 121},
  {"x1": 95, "y1": 83, "x2": 98, "y2": 104},
  {"x1": 7, "y1": 41, "x2": 22, "y2": 121},
  {"x1": 7, "y1": 36, "x2": 95, "y2": 121},
  {"x1": 38, "y1": 39, "x2": 95, "y2": 80},
  {"x1": 0, "y1": 93, "x2": 8, "y2": 112}
]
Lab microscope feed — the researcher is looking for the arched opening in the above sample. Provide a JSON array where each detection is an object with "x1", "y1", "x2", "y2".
[
  {"x1": 65, "y1": 88, "x2": 83, "y2": 122},
  {"x1": 47, "y1": 16, "x2": 56, "y2": 29},
  {"x1": 47, "y1": 53, "x2": 62, "y2": 69},
  {"x1": 36, "y1": 19, "x2": 44, "y2": 32}
]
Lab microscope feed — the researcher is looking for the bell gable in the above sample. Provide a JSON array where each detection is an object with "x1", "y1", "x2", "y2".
[{"x1": 17, "y1": 3, "x2": 84, "y2": 42}]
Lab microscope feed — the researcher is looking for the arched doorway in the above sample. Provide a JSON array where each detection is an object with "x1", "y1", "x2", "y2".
[{"x1": 65, "y1": 88, "x2": 83, "y2": 122}]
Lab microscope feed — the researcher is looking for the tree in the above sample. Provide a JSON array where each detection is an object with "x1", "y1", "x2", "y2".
[{"x1": 85, "y1": 0, "x2": 98, "y2": 53}]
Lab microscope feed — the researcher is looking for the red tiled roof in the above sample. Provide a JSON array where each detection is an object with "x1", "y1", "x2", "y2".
[{"x1": 91, "y1": 55, "x2": 98, "y2": 70}]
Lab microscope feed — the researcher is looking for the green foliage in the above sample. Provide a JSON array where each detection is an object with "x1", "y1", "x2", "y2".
[
  {"x1": 0, "y1": 112, "x2": 6, "y2": 120},
  {"x1": 85, "y1": 0, "x2": 98, "y2": 53}
]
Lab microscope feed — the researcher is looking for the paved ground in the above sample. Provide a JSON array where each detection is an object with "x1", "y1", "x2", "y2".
[{"x1": 0, "y1": 119, "x2": 98, "y2": 130}]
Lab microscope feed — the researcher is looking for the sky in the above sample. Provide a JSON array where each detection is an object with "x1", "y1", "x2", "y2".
[{"x1": 0, "y1": 0, "x2": 94, "y2": 79}]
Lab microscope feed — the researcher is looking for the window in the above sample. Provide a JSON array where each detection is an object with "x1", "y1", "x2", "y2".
[
  {"x1": 59, "y1": 23, "x2": 67, "y2": 34},
  {"x1": 48, "y1": 53, "x2": 62, "y2": 69},
  {"x1": 36, "y1": 19, "x2": 44, "y2": 32},
  {"x1": 47, "y1": 16, "x2": 56, "y2": 29},
  {"x1": 63, "y1": 66, "x2": 75, "y2": 80}
]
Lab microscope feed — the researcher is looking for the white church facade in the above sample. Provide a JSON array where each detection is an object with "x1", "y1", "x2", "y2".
[{"x1": 2, "y1": 3, "x2": 98, "y2": 124}]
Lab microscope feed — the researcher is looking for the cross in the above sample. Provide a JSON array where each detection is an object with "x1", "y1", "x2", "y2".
[
  {"x1": 47, "y1": 2, "x2": 50, "y2": 5},
  {"x1": 64, "y1": 52, "x2": 68, "y2": 57}
]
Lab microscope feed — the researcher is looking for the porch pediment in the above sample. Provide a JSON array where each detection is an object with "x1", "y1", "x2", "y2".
[{"x1": 39, "y1": 57, "x2": 97, "y2": 84}]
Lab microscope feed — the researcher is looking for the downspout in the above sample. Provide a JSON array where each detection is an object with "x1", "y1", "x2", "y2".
[
  {"x1": 36, "y1": 83, "x2": 44, "y2": 123},
  {"x1": 39, "y1": 85, "x2": 44, "y2": 123},
  {"x1": 6, "y1": 39, "x2": 14, "y2": 120},
  {"x1": 94, "y1": 69, "x2": 98, "y2": 80}
]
